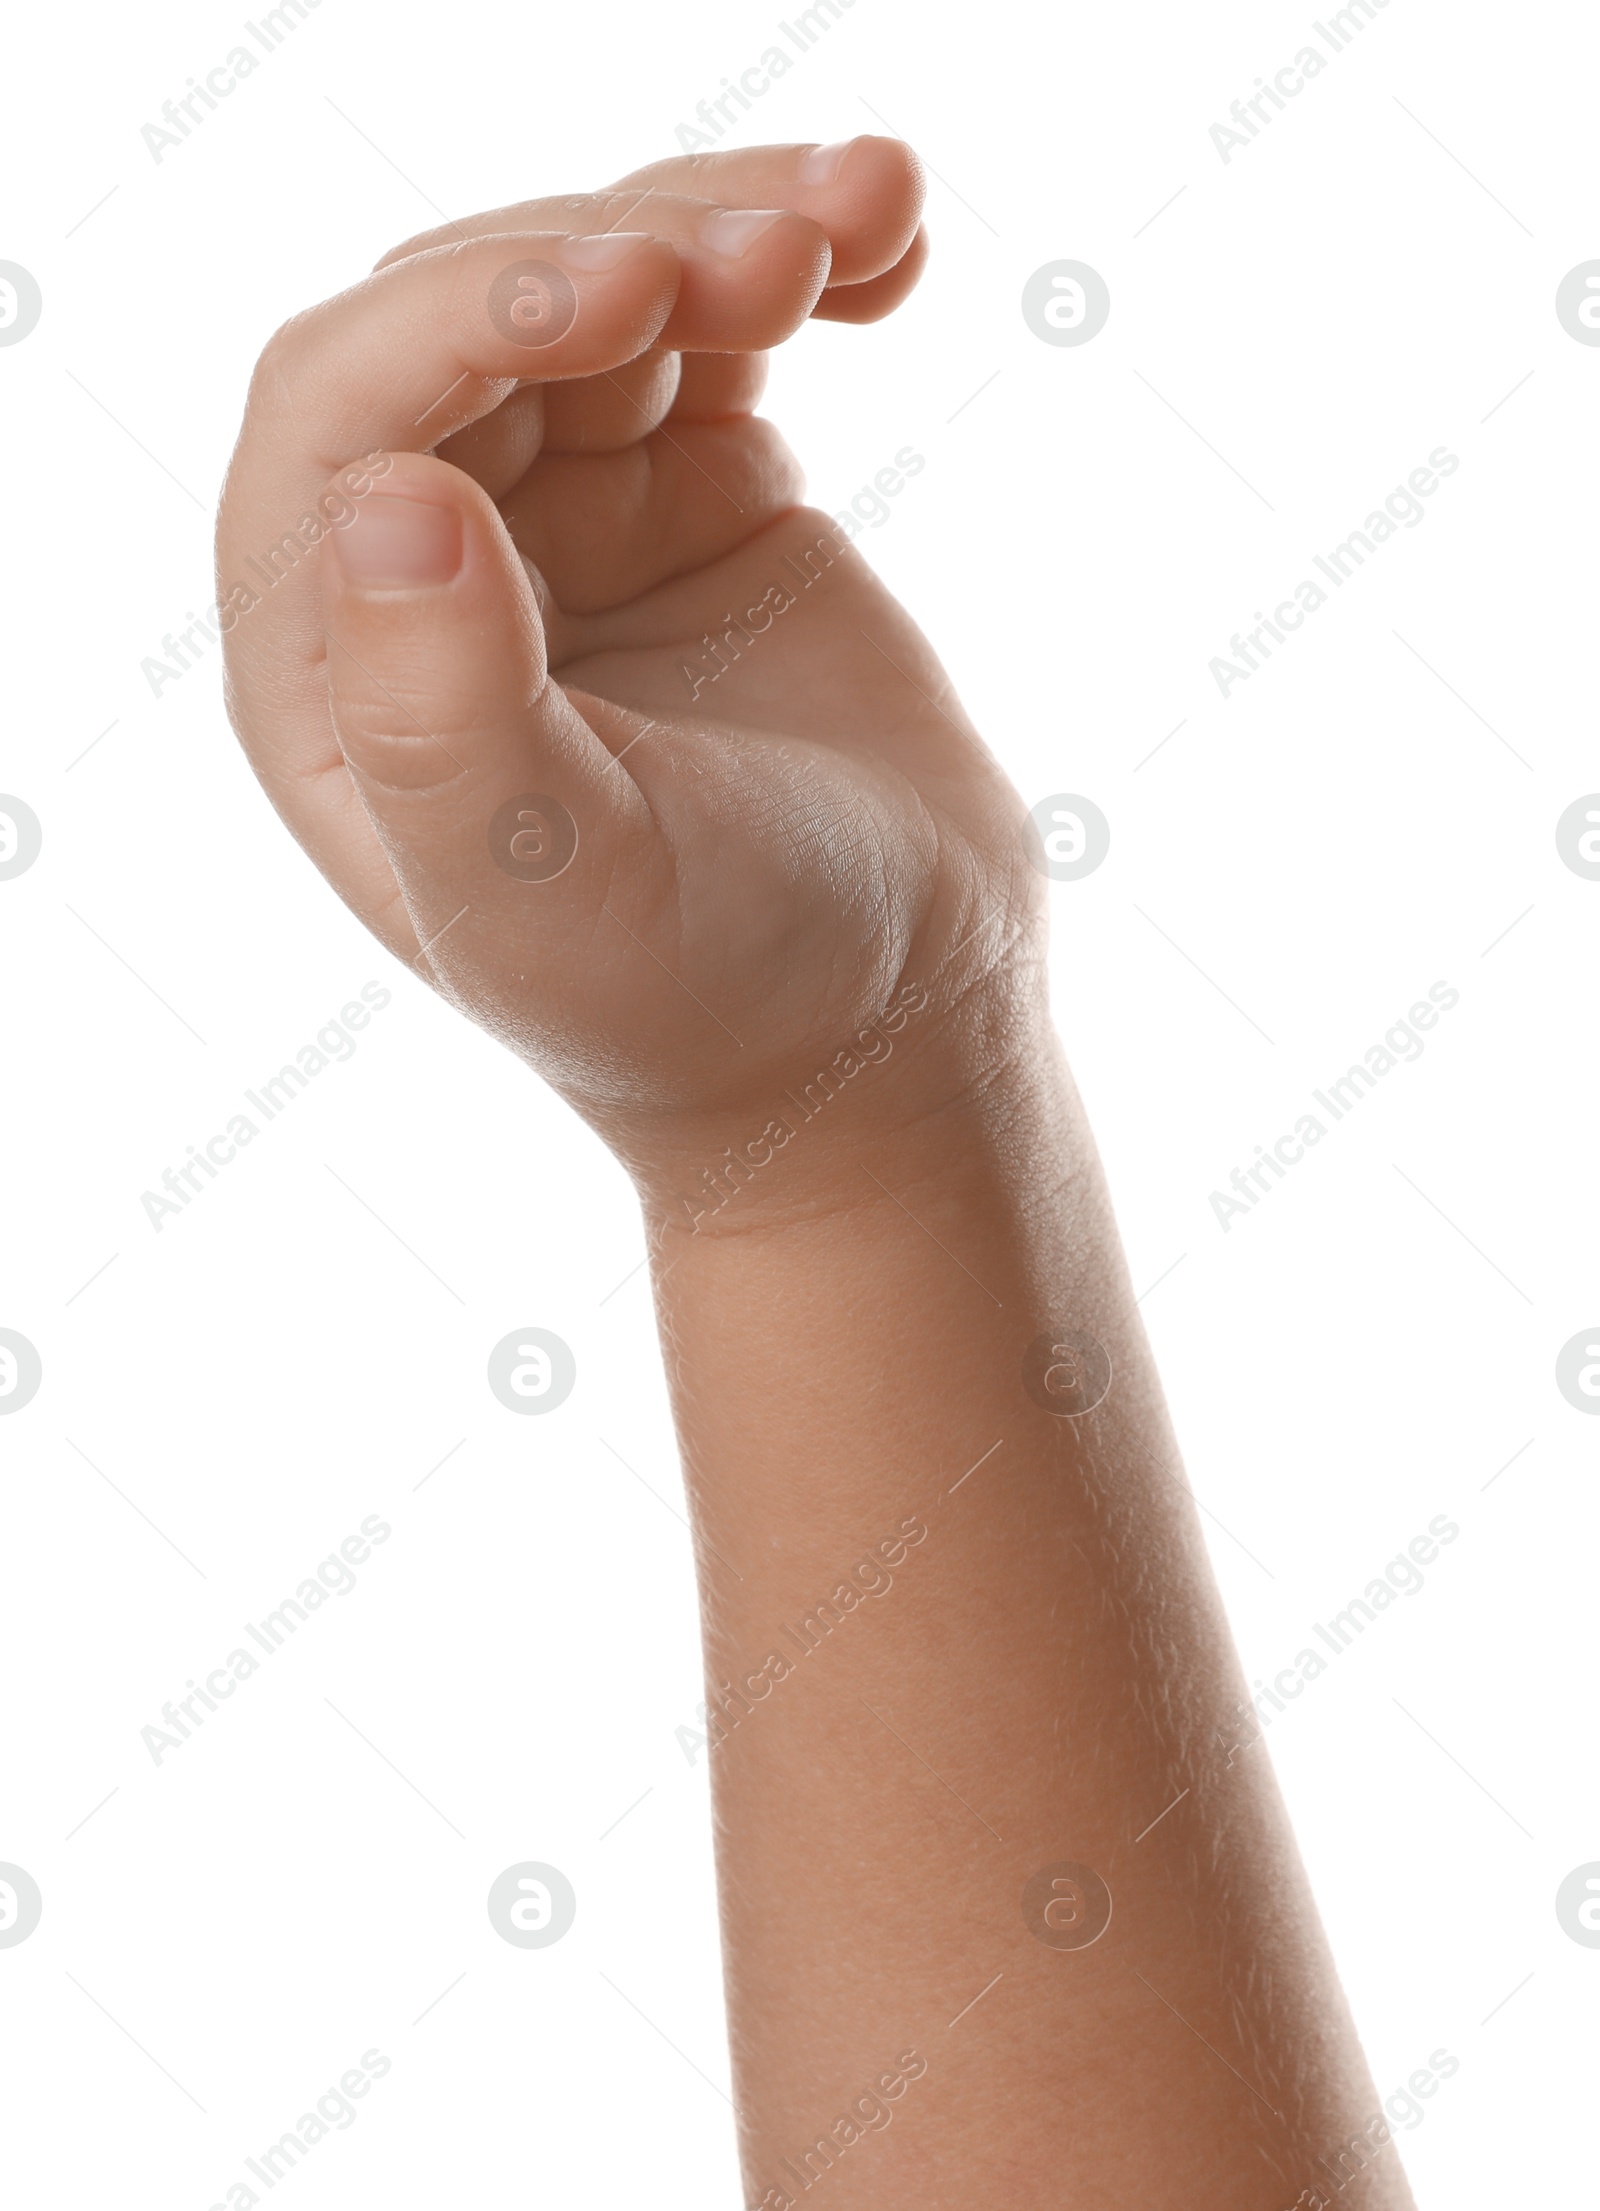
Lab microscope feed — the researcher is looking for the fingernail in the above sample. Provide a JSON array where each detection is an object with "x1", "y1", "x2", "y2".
[
  {"x1": 331, "y1": 495, "x2": 463, "y2": 588},
  {"x1": 701, "y1": 208, "x2": 787, "y2": 258},
  {"x1": 799, "y1": 138, "x2": 854, "y2": 185},
  {"x1": 560, "y1": 231, "x2": 653, "y2": 270}
]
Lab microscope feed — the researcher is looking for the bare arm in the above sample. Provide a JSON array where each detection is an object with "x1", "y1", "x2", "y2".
[
  {"x1": 214, "y1": 129, "x2": 1409, "y2": 2210},
  {"x1": 643, "y1": 974, "x2": 1409, "y2": 2210}
]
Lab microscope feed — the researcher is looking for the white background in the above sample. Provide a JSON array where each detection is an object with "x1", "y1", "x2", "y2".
[{"x1": 1, "y1": 0, "x2": 1595, "y2": 2203}]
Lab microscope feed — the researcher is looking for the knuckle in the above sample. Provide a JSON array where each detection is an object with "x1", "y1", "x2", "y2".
[{"x1": 332, "y1": 700, "x2": 473, "y2": 799}]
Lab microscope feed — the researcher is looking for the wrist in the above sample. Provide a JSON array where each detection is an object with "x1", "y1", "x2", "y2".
[{"x1": 619, "y1": 957, "x2": 1074, "y2": 1252}]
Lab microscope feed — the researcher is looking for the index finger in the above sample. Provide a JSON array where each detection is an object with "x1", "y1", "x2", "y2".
[{"x1": 376, "y1": 135, "x2": 926, "y2": 293}]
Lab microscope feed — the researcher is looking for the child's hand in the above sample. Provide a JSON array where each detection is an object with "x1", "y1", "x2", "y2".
[
  {"x1": 218, "y1": 141, "x2": 1406, "y2": 2211},
  {"x1": 217, "y1": 139, "x2": 1039, "y2": 1206}
]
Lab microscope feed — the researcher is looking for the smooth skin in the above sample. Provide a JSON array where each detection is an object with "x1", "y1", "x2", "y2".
[{"x1": 217, "y1": 137, "x2": 1413, "y2": 2210}]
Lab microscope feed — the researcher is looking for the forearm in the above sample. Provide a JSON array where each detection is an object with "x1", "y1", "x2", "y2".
[{"x1": 642, "y1": 995, "x2": 1411, "y2": 2210}]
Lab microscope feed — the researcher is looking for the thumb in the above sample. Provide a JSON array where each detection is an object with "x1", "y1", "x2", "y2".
[{"x1": 318, "y1": 449, "x2": 648, "y2": 971}]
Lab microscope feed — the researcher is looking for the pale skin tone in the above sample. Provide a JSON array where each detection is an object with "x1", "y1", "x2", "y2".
[{"x1": 217, "y1": 137, "x2": 1413, "y2": 2210}]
